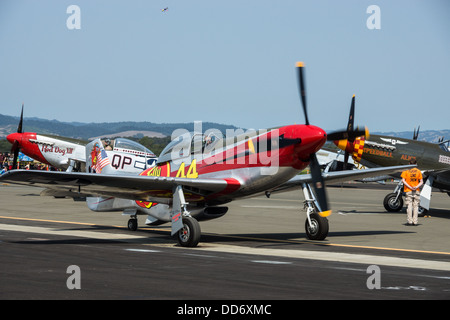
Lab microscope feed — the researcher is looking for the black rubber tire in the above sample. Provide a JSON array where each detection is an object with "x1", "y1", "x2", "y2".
[
  {"x1": 305, "y1": 213, "x2": 329, "y2": 240},
  {"x1": 127, "y1": 218, "x2": 138, "y2": 231},
  {"x1": 177, "y1": 217, "x2": 201, "y2": 247},
  {"x1": 383, "y1": 193, "x2": 403, "y2": 212}
]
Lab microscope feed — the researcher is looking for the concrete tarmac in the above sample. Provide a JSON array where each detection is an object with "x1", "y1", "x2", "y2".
[{"x1": 0, "y1": 183, "x2": 449, "y2": 300}]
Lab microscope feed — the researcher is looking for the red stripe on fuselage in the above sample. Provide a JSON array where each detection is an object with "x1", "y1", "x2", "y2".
[
  {"x1": 196, "y1": 124, "x2": 327, "y2": 174},
  {"x1": 204, "y1": 178, "x2": 241, "y2": 201}
]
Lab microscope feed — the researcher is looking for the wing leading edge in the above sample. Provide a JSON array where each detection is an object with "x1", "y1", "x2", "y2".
[
  {"x1": 269, "y1": 164, "x2": 416, "y2": 194},
  {"x1": 0, "y1": 170, "x2": 236, "y2": 204}
]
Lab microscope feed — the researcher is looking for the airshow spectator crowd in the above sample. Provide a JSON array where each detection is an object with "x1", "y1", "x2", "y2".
[{"x1": 0, "y1": 152, "x2": 55, "y2": 174}]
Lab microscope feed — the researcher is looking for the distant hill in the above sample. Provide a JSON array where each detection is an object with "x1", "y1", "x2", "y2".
[
  {"x1": 1, "y1": 113, "x2": 449, "y2": 143},
  {"x1": 372, "y1": 130, "x2": 450, "y2": 143},
  {"x1": 0, "y1": 113, "x2": 242, "y2": 140}
]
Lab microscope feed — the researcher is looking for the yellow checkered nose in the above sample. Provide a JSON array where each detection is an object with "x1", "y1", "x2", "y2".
[
  {"x1": 352, "y1": 137, "x2": 366, "y2": 162},
  {"x1": 333, "y1": 137, "x2": 365, "y2": 163}
]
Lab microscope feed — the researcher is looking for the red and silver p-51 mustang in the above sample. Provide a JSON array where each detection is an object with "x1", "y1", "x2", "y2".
[{"x1": 0, "y1": 63, "x2": 413, "y2": 247}]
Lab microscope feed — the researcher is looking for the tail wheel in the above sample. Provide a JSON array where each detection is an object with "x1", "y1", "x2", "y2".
[
  {"x1": 305, "y1": 213, "x2": 329, "y2": 240},
  {"x1": 127, "y1": 218, "x2": 138, "y2": 231},
  {"x1": 177, "y1": 217, "x2": 201, "y2": 247},
  {"x1": 383, "y1": 193, "x2": 403, "y2": 212}
]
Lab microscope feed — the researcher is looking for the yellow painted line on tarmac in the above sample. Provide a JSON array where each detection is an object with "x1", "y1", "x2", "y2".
[
  {"x1": 0, "y1": 215, "x2": 97, "y2": 226},
  {"x1": 199, "y1": 232, "x2": 450, "y2": 256},
  {"x1": 315, "y1": 242, "x2": 450, "y2": 256},
  {"x1": 0, "y1": 215, "x2": 168, "y2": 232},
  {"x1": 1, "y1": 215, "x2": 449, "y2": 256},
  {"x1": 0, "y1": 223, "x2": 151, "y2": 241}
]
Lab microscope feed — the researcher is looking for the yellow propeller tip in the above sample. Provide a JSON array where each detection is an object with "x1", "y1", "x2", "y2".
[
  {"x1": 319, "y1": 210, "x2": 332, "y2": 217},
  {"x1": 296, "y1": 61, "x2": 305, "y2": 67},
  {"x1": 365, "y1": 126, "x2": 370, "y2": 139},
  {"x1": 352, "y1": 94, "x2": 356, "y2": 98}
]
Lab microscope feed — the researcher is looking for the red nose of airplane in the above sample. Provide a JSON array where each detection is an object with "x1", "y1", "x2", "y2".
[
  {"x1": 279, "y1": 124, "x2": 327, "y2": 169},
  {"x1": 283, "y1": 124, "x2": 327, "y2": 155},
  {"x1": 7, "y1": 132, "x2": 22, "y2": 145},
  {"x1": 298, "y1": 125, "x2": 327, "y2": 154}
]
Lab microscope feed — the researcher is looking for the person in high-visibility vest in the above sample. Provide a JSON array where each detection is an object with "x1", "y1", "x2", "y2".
[{"x1": 401, "y1": 159, "x2": 423, "y2": 226}]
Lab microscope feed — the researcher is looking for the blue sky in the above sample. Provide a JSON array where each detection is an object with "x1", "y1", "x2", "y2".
[{"x1": 0, "y1": 0, "x2": 449, "y2": 133}]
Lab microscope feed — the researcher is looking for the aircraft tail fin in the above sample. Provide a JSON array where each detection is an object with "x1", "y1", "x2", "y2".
[{"x1": 86, "y1": 139, "x2": 114, "y2": 174}]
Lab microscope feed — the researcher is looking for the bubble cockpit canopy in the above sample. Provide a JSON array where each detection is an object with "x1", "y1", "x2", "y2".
[
  {"x1": 101, "y1": 138, "x2": 156, "y2": 158},
  {"x1": 157, "y1": 131, "x2": 223, "y2": 164}
]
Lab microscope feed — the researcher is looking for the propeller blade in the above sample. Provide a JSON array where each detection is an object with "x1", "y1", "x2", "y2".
[
  {"x1": 309, "y1": 153, "x2": 331, "y2": 217},
  {"x1": 17, "y1": 103, "x2": 24, "y2": 134},
  {"x1": 347, "y1": 95, "x2": 355, "y2": 136},
  {"x1": 326, "y1": 126, "x2": 368, "y2": 141},
  {"x1": 344, "y1": 151, "x2": 350, "y2": 170},
  {"x1": 296, "y1": 62, "x2": 330, "y2": 215},
  {"x1": 10, "y1": 104, "x2": 24, "y2": 169},
  {"x1": 343, "y1": 95, "x2": 355, "y2": 169},
  {"x1": 10, "y1": 139, "x2": 19, "y2": 153},
  {"x1": 413, "y1": 125, "x2": 420, "y2": 140},
  {"x1": 12, "y1": 141, "x2": 19, "y2": 170},
  {"x1": 296, "y1": 62, "x2": 309, "y2": 125}
]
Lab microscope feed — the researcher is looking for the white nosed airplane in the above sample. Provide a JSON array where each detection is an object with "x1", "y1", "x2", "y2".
[{"x1": 6, "y1": 106, "x2": 157, "y2": 173}]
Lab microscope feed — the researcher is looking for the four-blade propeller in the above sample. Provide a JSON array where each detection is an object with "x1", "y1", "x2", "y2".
[{"x1": 295, "y1": 62, "x2": 368, "y2": 217}]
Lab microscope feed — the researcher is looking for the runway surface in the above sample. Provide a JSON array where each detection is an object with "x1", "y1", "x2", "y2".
[{"x1": 0, "y1": 183, "x2": 449, "y2": 301}]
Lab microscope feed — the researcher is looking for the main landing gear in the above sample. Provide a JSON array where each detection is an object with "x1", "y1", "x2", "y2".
[
  {"x1": 302, "y1": 183, "x2": 329, "y2": 240},
  {"x1": 122, "y1": 186, "x2": 202, "y2": 247},
  {"x1": 383, "y1": 180, "x2": 428, "y2": 216},
  {"x1": 171, "y1": 185, "x2": 201, "y2": 247},
  {"x1": 176, "y1": 216, "x2": 201, "y2": 248},
  {"x1": 383, "y1": 181, "x2": 404, "y2": 212},
  {"x1": 124, "y1": 208, "x2": 201, "y2": 247}
]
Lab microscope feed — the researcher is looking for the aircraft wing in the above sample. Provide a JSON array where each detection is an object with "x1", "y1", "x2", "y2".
[
  {"x1": 0, "y1": 170, "x2": 235, "y2": 204},
  {"x1": 269, "y1": 164, "x2": 416, "y2": 194},
  {"x1": 0, "y1": 165, "x2": 414, "y2": 203}
]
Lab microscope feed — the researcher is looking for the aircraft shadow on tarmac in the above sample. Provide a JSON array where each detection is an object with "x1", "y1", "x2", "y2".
[
  {"x1": 201, "y1": 230, "x2": 415, "y2": 244},
  {"x1": 419, "y1": 208, "x2": 450, "y2": 219},
  {"x1": 13, "y1": 238, "x2": 126, "y2": 245},
  {"x1": 339, "y1": 208, "x2": 450, "y2": 219},
  {"x1": 10, "y1": 224, "x2": 415, "y2": 247},
  {"x1": 11, "y1": 225, "x2": 175, "y2": 246}
]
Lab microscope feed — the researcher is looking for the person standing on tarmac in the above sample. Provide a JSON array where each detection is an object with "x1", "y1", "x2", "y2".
[{"x1": 401, "y1": 159, "x2": 423, "y2": 226}]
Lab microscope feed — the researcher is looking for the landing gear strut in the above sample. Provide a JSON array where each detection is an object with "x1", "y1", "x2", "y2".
[
  {"x1": 172, "y1": 185, "x2": 201, "y2": 247},
  {"x1": 302, "y1": 183, "x2": 329, "y2": 240}
]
